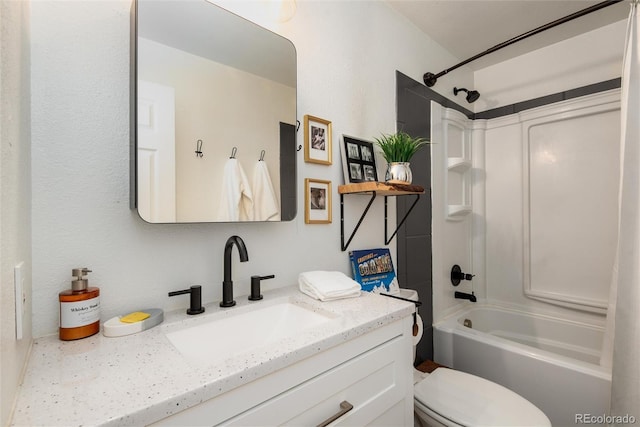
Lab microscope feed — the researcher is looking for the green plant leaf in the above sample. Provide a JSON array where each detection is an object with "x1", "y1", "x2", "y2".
[{"x1": 373, "y1": 131, "x2": 429, "y2": 162}]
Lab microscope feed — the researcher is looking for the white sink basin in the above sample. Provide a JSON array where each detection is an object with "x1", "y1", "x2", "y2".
[{"x1": 165, "y1": 299, "x2": 335, "y2": 365}]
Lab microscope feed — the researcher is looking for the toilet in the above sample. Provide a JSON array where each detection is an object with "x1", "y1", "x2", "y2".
[{"x1": 397, "y1": 289, "x2": 551, "y2": 427}]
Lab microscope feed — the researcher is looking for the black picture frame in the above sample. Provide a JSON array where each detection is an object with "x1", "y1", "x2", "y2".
[{"x1": 341, "y1": 135, "x2": 378, "y2": 183}]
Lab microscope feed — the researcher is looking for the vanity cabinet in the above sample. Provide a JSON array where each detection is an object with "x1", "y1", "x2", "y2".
[{"x1": 151, "y1": 317, "x2": 413, "y2": 426}]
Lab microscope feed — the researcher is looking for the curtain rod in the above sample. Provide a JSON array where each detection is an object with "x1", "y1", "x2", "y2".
[{"x1": 423, "y1": 0, "x2": 624, "y2": 87}]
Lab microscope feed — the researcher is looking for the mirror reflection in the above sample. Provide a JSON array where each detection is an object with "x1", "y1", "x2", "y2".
[{"x1": 133, "y1": 0, "x2": 297, "y2": 223}]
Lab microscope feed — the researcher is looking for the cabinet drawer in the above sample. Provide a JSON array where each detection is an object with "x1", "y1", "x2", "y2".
[{"x1": 226, "y1": 334, "x2": 410, "y2": 426}]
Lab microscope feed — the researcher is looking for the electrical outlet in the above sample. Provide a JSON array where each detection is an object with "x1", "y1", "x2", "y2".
[{"x1": 14, "y1": 262, "x2": 25, "y2": 340}]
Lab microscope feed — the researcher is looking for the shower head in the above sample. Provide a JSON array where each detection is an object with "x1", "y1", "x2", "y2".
[{"x1": 453, "y1": 87, "x2": 480, "y2": 103}]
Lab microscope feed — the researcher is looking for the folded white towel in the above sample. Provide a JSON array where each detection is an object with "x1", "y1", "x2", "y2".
[{"x1": 298, "y1": 271, "x2": 361, "y2": 301}]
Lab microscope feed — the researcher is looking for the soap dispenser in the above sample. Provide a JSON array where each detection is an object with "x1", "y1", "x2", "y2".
[{"x1": 59, "y1": 268, "x2": 101, "y2": 341}]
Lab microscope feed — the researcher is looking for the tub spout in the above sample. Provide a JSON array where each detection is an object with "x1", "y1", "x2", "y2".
[{"x1": 455, "y1": 291, "x2": 477, "y2": 303}]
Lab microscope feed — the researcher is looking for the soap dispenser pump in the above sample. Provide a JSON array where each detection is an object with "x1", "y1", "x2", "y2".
[{"x1": 59, "y1": 268, "x2": 101, "y2": 341}]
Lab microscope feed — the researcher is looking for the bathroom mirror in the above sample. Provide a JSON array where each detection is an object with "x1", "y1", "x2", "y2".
[{"x1": 130, "y1": 0, "x2": 297, "y2": 223}]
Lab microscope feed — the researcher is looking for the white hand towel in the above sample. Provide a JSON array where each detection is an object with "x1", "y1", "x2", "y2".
[
  {"x1": 253, "y1": 160, "x2": 280, "y2": 221},
  {"x1": 298, "y1": 271, "x2": 361, "y2": 301},
  {"x1": 217, "y1": 158, "x2": 254, "y2": 221}
]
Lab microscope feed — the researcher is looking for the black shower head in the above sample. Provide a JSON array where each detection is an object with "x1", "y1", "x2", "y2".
[{"x1": 453, "y1": 87, "x2": 480, "y2": 103}]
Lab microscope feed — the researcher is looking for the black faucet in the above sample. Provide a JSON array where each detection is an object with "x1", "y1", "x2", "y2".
[
  {"x1": 220, "y1": 235, "x2": 249, "y2": 307},
  {"x1": 455, "y1": 291, "x2": 477, "y2": 303}
]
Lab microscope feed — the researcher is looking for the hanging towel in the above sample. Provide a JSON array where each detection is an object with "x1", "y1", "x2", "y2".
[
  {"x1": 217, "y1": 158, "x2": 254, "y2": 221},
  {"x1": 298, "y1": 271, "x2": 361, "y2": 301},
  {"x1": 253, "y1": 160, "x2": 280, "y2": 221}
]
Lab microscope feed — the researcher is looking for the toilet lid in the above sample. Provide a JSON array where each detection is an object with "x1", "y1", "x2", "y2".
[{"x1": 414, "y1": 368, "x2": 551, "y2": 426}]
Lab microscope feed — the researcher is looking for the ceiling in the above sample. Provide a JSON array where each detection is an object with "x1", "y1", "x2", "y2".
[{"x1": 386, "y1": 0, "x2": 630, "y2": 71}]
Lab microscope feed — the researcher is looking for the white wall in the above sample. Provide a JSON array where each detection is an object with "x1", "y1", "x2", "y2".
[
  {"x1": 1, "y1": 1, "x2": 33, "y2": 425},
  {"x1": 29, "y1": 0, "x2": 470, "y2": 339},
  {"x1": 474, "y1": 19, "x2": 626, "y2": 111}
]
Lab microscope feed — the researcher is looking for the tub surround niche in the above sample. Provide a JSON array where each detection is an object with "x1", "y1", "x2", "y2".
[
  {"x1": 431, "y1": 102, "x2": 483, "y2": 324},
  {"x1": 11, "y1": 287, "x2": 414, "y2": 426}
]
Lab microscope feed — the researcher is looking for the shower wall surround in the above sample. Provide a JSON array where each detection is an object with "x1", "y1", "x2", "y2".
[
  {"x1": 420, "y1": 88, "x2": 621, "y2": 336},
  {"x1": 484, "y1": 90, "x2": 620, "y2": 318},
  {"x1": 472, "y1": 17, "x2": 626, "y2": 325},
  {"x1": 400, "y1": 18, "x2": 628, "y2": 339}
]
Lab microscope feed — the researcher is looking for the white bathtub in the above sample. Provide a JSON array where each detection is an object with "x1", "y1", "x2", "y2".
[{"x1": 433, "y1": 305, "x2": 612, "y2": 426}]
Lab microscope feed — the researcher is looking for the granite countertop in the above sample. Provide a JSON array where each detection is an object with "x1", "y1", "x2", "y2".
[{"x1": 11, "y1": 286, "x2": 414, "y2": 427}]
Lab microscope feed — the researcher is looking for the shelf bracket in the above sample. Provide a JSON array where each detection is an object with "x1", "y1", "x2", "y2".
[
  {"x1": 340, "y1": 192, "x2": 377, "y2": 251},
  {"x1": 384, "y1": 194, "x2": 421, "y2": 245}
]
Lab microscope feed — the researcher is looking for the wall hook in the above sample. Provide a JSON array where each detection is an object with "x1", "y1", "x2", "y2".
[
  {"x1": 230, "y1": 146, "x2": 237, "y2": 159},
  {"x1": 259, "y1": 150, "x2": 266, "y2": 161},
  {"x1": 195, "y1": 139, "x2": 203, "y2": 158}
]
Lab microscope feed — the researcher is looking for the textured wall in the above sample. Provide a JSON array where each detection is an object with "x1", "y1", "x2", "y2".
[
  {"x1": 474, "y1": 20, "x2": 626, "y2": 111},
  {"x1": 1, "y1": 1, "x2": 32, "y2": 425},
  {"x1": 29, "y1": 0, "x2": 468, "y2": 338}
]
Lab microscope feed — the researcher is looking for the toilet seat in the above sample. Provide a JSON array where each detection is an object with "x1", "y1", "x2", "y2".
[{"x1": 414, "y1": 368, "x2": 551, "y2": 427}]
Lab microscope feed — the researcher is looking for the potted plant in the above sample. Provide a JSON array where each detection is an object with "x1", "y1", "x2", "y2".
[{"x1": 374, "y1": 131, "x2": 429, "y2": 184}]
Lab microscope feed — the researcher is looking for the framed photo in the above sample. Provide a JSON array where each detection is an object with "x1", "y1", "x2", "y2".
[
  {"x1": 340, "y1": 135, "x2": 378, "y2": 183},
  {"x1": 304, "y1": 115, "x2": 332, "y2": 165},
  {"x1": 304, "y1": 178, "x2": 332, "y2": 224}
]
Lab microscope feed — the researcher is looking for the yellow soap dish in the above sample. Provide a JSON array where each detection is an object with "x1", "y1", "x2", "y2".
[{"x1": 103, "y1": 308, "x2": 163, "y2": 337}]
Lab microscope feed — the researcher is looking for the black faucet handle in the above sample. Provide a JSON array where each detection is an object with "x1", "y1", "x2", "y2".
[
  {"x1": 168, "y1": 285, "x2": 205, "y2": 315},
  {"x1": 451, "y1": 264, "x2": 474, "y2": 286},
  {"x1": 249, "y1": 275, "x2": 275, "y2": 301}
]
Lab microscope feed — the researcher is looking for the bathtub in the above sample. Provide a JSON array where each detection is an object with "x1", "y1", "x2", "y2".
[{"x1": 433, "y1": 305, "x2": 612, "y2": 426}]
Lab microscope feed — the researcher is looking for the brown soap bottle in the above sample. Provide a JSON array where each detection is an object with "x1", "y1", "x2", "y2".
[{"x1": 59, "y1": 268, "x2": 101, "y2": 341}]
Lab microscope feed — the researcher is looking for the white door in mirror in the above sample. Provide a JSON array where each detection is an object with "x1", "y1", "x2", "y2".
[{"x1": 137, "y1": 80, "x2": 176, "y2": 223}]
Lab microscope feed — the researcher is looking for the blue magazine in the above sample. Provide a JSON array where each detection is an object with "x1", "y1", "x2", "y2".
[{"x1": 349, "y1": 248, "x2": 399, "y2": 293}]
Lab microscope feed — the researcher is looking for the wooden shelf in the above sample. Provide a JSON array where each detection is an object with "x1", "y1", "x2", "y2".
[
  {"x1": 338, "y1": 181, "x2": 425, "y2": 196},
  {"x1": 339, "y1": 181, "x2": 425, "y2": 251}
]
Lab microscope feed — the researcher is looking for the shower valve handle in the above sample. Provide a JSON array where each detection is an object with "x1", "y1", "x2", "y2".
[{"x1": 451, "y1": 264, "x2": 474, "y2": 286}]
